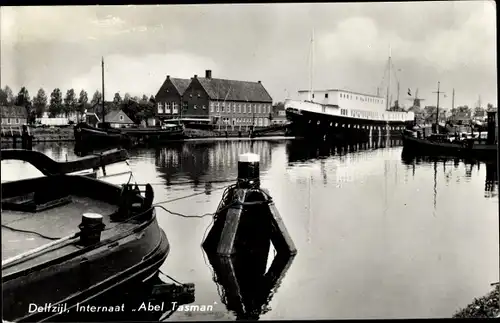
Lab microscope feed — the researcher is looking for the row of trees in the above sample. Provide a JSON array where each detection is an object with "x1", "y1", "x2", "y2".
[{"x1": 0, "y1": 85, "x2": 157, "y2": 124}]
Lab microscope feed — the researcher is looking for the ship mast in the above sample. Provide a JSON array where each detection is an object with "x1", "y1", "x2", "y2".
[
  {"x1": 309, "y1": 28, "x2": 315, "y2": 101},
  {"x1": 386, "y1": 44, "x2": 391, "y2": 111},
  {"x1": 101, "y1": 57, "x2": 105, "y2": 124},
  {"x1": 432, "y1": 81, "x2": 445, "y2": 130}
]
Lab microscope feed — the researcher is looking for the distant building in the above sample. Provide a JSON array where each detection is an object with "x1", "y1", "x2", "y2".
[
  {"x1": 473, "y1": 109, "x2": 487, "y2": 123},
  {"x1": 155, "y1": 76, "x2": 191, "y2": 122},
  {"x1": 180, "y1": 70, "x2": 273, "y2": 128},
  {"x1": 91, "y1": 102, "x2": 136, "y2": 128},
  {"x1": 1, "y1": 106, "x2": 27, "y2": 126},
  {"x1": 271, "y1": 104, "x2": 287, "y2": 125},
  {"x1": 102, "y1": 110, "x2": 135, "y2": 128},
  {"x1": 449, "y1": 112, "x2": 472, "y2": 125}
]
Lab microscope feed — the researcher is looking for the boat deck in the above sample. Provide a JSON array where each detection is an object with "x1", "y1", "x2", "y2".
[{"x1": 1, "y1": 195, "x2": 137, "y2": 275}]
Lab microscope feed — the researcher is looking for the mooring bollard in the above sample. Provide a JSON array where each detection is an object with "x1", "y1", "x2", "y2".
[
  {"x1": 203, "y1": 153, "x2": 297, "y2": 256},
  {"x1": 78, "y1": 213, "x2": 105, "y2": 246},
  {"x1": 21, "y1": 125, "x2": 32, "y2": 150}
]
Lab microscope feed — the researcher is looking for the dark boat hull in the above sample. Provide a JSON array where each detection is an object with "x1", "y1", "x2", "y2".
[
  {"x1": 286, "y1": 108, "x2": 412, "y2": 143},
  {"x1": 401, "y1": 131, "x2": 497, "y2": 161},
  {"x1": 74, "y1": 123, "x2": 186, "y2": 148},
  {"x1": 74, "y1": 123, "x2": 128, "y2": 147},
  {"x1": 1, "y1": 151, "x2": 171, "y2": 322},
  {"x1": 2, "y1": 210, "x2": 170, "y2": 322}
]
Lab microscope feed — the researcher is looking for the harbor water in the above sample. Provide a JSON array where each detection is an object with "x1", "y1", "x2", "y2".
[{"x1": 1, "y1": 139, "x2": 498, "y2": 320}]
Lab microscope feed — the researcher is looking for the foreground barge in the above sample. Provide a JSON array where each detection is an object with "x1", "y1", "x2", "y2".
[{"x1": 1, "y1": 149, "x2": 169, "y2": 322}]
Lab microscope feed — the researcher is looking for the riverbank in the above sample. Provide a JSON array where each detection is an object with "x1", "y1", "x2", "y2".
[{"x1": 453, "y1": 285, "x2": 499, "y2": 318}]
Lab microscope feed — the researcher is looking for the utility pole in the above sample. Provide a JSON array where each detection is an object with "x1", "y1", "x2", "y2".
[
  {"x1": 451, "y1": 88, "x2": 455, "y2": 111},
  {"x1": 101, "y1": 57, "x2": 105, "y2": 124},
  {"x1": 432, "y1": 81, "x2": 445, "y2": 132}
]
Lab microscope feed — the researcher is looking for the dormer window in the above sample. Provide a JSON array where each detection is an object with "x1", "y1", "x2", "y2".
[
  {"x1": 197, "y1": 93, "x2": 201, "y2": 98},
  {"x1": 325, "y1": 93, "x2": 329, "y2": 98},
  {"x1": 119, "y1": 115, "x2": 124, "y2": 121}
]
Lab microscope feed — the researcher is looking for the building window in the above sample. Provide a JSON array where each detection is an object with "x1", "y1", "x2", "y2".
[
  {"x1": 16, "y1": 118, "x2": 20, "y2": 124},
  {"x1": 7, "y1": 118, "x2": 11, "y2": 124},
  {"x1": 194, "y1": 105, "x2": 198, "y2": 110},
  {"x1": 243, "y1": 105, "x2": 246, "y2": 113},
  {"x1": 119, "y1": 115, "x2": 124, "y2": 121},
  {"x1": 202, "y1": 105, "x2": 206, "y2": 110},
  {"x1": 216, "y1": 104, "x2": 220, "y2": 113},
  {"x1": 238, "y1": 104, "x2": 241, "y2": 113},
  {"x1": 183, "y1": 101, "x2": 188, "y2": 110},
  {"x1": 221, "y1": 105, "x2": 224, "y2": 112},
  {"x1": 233, "y1": 104, "x2": 236, "y2": 113},
  {"x1": 312, "y1": 94, "x2": 315, "y2": 99},
  {"x1": 210, "y1": 102, "x2": 214, "y2": 112},
  {"x1": 197, "y1": 93, "x2": 201, "y2": 98},
  {"x1": 166, "y1": 102, "x2": 171, "y2": 114},
  {"x1": 158, "y1": 102, "x2": 163, "y2": 114},
  {"x1": 325, "y1": 93, "x2": 329, "y2": 98},
  {"x1": 257, "y1": 104, "x2": 261, "y2": 114}
]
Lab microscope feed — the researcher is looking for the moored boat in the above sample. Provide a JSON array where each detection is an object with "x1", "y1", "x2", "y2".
[
  {"x1": 1, "y1": 148, "x2": 170, "y2": 322},
  {"x1": 401, "y1": 130, "x2": 497, "y2": 161},
  {"x1": 74, "y1": 122, "x2": 185, "y2": 148}
]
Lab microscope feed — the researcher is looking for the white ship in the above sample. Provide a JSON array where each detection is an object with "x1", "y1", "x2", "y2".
[{"x1": 284, "y1": 34, "x2": 415, "y2": 141}]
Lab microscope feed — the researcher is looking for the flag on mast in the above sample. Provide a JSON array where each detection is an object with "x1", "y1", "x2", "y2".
[{"x1": 408, "y1": 88, "x2": 412, "y2": 96}]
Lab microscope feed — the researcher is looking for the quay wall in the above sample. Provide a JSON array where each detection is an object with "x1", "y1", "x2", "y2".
[
  {"x1": 1, "y1": 127, "x2": 75, "y2": 143},
  {"x1": 0, "y1": 126, "x2": 286, "y2": 144}
]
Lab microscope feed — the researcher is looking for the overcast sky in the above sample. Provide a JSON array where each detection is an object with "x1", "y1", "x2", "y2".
[{"x1": 1, "y1": 2, "x2": 496, "y2": 110}]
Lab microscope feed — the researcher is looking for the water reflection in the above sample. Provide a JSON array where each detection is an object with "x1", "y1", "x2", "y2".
[
  {"x1": 205, "y1": 250, "x2": 295, "y2": 320},
  {"x1": 154, "y1": 140, "x2": 277, "y2": 186},
  {"x1": 286, "y1": 138, "x2": 403, "y2": 164},
  {"x1": 401, "y1": 152, "x2": 499, "y2": 199}
]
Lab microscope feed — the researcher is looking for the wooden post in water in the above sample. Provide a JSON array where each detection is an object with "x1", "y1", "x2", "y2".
[
  {"x1": 21, "y1": 125, "x2": 32, "y2": 150},
  {"x1": 203, "y1": 153, "x2": 297, "y2": 256}
]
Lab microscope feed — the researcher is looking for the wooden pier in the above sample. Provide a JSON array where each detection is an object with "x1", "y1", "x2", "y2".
[{"x1": 1, "y1": 125, "x2": 33, "y2": 149}]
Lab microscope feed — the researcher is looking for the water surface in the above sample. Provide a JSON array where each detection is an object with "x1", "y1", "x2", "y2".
[{"x1": 2, "y1": 139, "x2": 498, "y2": 320}]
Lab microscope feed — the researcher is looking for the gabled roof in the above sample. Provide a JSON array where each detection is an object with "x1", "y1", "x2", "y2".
[
  {"x1": 170, "y1": 78, "x2": 190, "y2": 95},
  {"x1": 195, "y1": 77, "x2": 273, "y2": 103},
  {"x1": 156, "y1": 77, "x2": 191, "y2": 98},
  {"x1": 1, "y1": 105, "x2": 27, "y2": 118},
  {"x1": 104, "y1": 109, "x2": 135, "y2": 124}
]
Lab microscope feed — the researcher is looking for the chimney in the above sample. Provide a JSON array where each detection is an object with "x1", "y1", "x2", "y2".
[
  {"x1": 166, "y1": 75, "x2": 170, "y2": 79},
  {"x1": 205, "y1": 70, "x2": 212, "y2": 79},
  {"x1": 194, "y1": 74, "x2": 198, "y2": 79},
  {"x1": 258, "y1": 80, "x2": 261, "y2": 83}
]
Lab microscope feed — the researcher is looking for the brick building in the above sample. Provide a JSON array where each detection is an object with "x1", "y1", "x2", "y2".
[
  {"x1": 154, "y1": 76, "x2": 191, "y2": 121},
  {"x1": 155, "y1": 70, "x2": 273, "y2": 128},
  {"x1": 1, "y1": 106, "x2": 27, "y2": 126}
]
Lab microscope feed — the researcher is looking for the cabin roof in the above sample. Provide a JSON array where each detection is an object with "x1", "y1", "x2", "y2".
[{"x1": 298, "y1": 89, "x2": 385, "y2": 99}]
